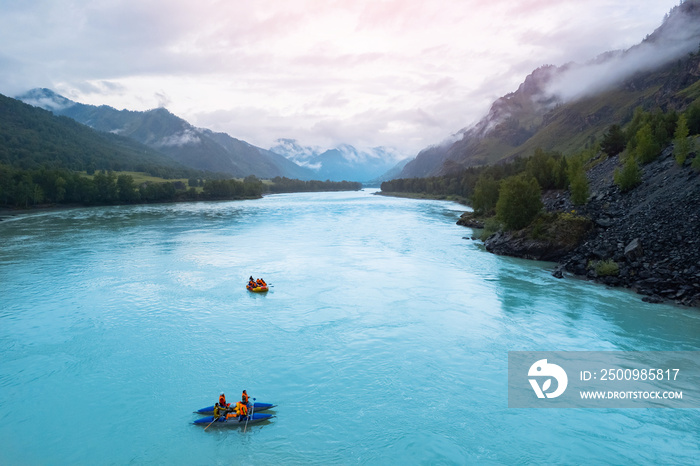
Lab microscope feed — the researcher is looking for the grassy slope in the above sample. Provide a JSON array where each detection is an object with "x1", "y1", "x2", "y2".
[{"x1": 478, "y1": 87, "x2": 660, "y2": 164}]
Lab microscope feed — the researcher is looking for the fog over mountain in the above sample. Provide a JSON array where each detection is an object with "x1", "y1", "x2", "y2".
[
  {"x1": 544, "y1": 2, "x2": 700, "y2": 103},
  {"x1": 399, "y1": 0, "x2": 700, "y2": 178}
]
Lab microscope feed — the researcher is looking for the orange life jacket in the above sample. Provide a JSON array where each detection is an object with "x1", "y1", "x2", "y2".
[
  {"x1": 236, "y1": 402, "x2": 248, "y2": 416},
  {"x1": 219, "y1": 394, "x2": 228, "y2": 407},
  {"x1": 242, "y1": 391, "x2": 249, "y2": 403},
  {"x1": 256, "y1": 279, "x2": 263, "y2": 286}
]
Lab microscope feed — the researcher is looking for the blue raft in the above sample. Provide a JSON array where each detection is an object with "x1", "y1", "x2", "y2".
[
  {"x1": 193, "y1": 412, "x2": 274, "y2": 426},
  {"x1": 195, "y1": 402, "x2": 276, "y2": 415}
]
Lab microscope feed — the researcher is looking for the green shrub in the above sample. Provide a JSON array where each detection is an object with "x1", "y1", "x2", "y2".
[
  {"x1": 529, "y1": 212, "x2": 592, "y2": 247},
  {"x1": 530, "y1": 217, "x2": 545, "y2": 239},
  {"x1": 496, "y1": 174, "x2": 543, "y2": 230},
  {"x1": 480, "y1": 216, "x2": 502, "y2": 240},
  {"x1": 567, "y1": 156, "x2": 589, "y2": 205},
  {"x1": 471, "y1": 175, "x2": 500, "y2": 216},
  {"x1": 593, "y1": 259, "x2": 620, "y2": 277},
  {"x1": 614, "y1": 156, "x2": 641, "y2": 192}
]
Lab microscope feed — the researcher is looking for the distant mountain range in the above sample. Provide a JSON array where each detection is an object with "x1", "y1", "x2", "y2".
[
  {"x1": 269, "y1": 138, "x2": 407, "y2": 182},
  {"x1": 399, "y1": 0, "x2": 700, "y2": 178},
  {"x1": 17, "y1": 88, "x2": 316, "y2": 180},
  {"x1": 17, "y1": 89, "x2": 407, "y2": 182}
]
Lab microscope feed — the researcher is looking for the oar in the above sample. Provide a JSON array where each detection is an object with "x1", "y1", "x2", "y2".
[
  {"x1": 244, "y1": 397, "x2": 256, "y2": 433},
  {"x1": 204, "y1": 414, "x2": 220, "y2": 431}
]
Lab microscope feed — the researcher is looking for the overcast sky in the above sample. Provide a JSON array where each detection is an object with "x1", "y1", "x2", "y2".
[{"x1": 0, "y1": 0, "x2": 681, "y2": 158}]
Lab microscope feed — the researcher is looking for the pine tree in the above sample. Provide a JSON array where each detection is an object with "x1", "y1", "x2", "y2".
[
  {"x1": 600, "y1": 124, "x2": 626, "y2": 157},
  {"x1": 634, "y1": 123, "x2": 660, "y2": 164},
  {"x1": 674, "y1": 114, "x2": 691, "y2": 165},
  {"x1": 567, "y1": 156, "x2": 589, "y2": 205},
  {"x1": 614, "y1": 156, "x2": 642, "y2": 192}
]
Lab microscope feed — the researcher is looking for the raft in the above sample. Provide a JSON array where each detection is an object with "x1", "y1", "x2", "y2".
[
  {"x1": 195, "y1": 402, "x2": 276, "y2": 415},
  {"x1": 193, "y1": 412, "x2": 274, "y2": 427},
  {"x1": 247, "y1": 285, "x2": 268, "y2": 292}
]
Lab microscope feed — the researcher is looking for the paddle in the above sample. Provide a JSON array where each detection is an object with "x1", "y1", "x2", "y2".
[
  {"x1": 244, "y1": 397, "x2": 256, "y2": 433},
  {"x1": 204, "y1": 414, "x2": 220, "y2": 431}
]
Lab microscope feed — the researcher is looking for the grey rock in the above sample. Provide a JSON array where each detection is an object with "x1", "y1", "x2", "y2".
[{"x1": 624, "y1": 238, "x2": 643, "y2": 261}]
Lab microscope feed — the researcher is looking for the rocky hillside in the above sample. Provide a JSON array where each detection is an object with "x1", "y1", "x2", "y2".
[
  {"x1": 400, "y1": 0, "x2": 700, "y2": 179},
  {"x1": 555, "y1": 146, "x2": 700, "y2": 307},
  {"x1": 479, "y1": 143, "x2": 700, "y2": 307}
]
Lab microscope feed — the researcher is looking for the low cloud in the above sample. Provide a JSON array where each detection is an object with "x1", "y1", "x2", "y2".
[
  {"x1": 543, "y1": 5, "x2": 700, "y2": 103},
  {"x1": 155, "y1": 91, "x2": 171, "y2": 108},
  {"x1": 156, "y1": 129, "x2": 201, "y2": 147}
]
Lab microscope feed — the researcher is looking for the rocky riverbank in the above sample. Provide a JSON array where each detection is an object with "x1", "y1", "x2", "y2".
[{"x1": 467, "y1": 147, "x2": 700, "y2": 307}]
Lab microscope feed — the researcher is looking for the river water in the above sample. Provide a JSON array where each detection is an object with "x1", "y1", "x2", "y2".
[{"x1": 1, "y1": 189, "x2": 698, "y2": 465}]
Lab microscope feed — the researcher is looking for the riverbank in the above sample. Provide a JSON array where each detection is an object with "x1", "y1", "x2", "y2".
[
  {"x1": 375, "y1": 191, "x2": 470, "y2": 205},
  {"x1": 0, "y1": 196, "x2": 263, "y2": 221},
  {"x1": 557, "y1": 148, "x2": 700, "y2": 307},
  {"x1": 460, "y1": 148, "x2": 700, "y2": 308}
]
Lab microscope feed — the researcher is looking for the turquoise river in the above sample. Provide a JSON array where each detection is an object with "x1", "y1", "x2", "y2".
[{"x1": 1, "y1": 189, "x2": 699, "y2": 465}]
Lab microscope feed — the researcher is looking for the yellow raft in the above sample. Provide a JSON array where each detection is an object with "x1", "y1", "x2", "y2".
[{"x1": 246, "y1": 284, "x2": 269, "y2": 293}]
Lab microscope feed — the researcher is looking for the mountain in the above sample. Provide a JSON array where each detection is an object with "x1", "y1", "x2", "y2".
[
  {"x1": 17, "y1": 89, "x2": 316, "y2": 180},
  {"x1": 269, "y1": 138, "x2": 323, "y2": 169},
  {"x1": 0, "y1": 93, "x2": 200, "y2": 177},
  {"x1": 399, "y1": 0, "x2": 700, "y2": 178},
  {"x1": 369, "y1": 157, "x2": 414, "y2": 185},
  {"x1": 269, "y1": 138, "x2": 405, "y2": 182}
]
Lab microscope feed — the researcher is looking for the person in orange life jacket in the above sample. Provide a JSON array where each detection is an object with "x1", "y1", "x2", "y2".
[
  {"x1": 219, "y1": 392, "x2": 230, "y2": 408},
  {"x1": 248, "y1": 278, "x2": 258, "y2": 289},
  {"x1": 225, "y1": 401, "x2": 248, "y2": 421},
  {"x1": 236, "y1": 401, "x2": 248, "y2": 421},
  {"x1": 241, "y1": 390, "x2": 249, "y2": 404}
]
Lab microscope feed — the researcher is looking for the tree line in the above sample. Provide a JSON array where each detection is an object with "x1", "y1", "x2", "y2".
[
  {"x1": 381, "y1": 147, "x2": 587, "y2": 229},
  {"x1": 0, "y1": 166, "x2": 364, "y2": 209},
  {"x1": 0, "y1": 166, "x2": 264, "y2": 207},
  {"x1": 266, "y1": 177, "x2": 362, "y2": 193}
]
